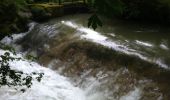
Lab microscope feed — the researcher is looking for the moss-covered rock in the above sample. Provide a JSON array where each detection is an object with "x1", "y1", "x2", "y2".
[
  {"x1": 29, "y1": 3, "x2": 63, "y2": 21},
  {"x1": 29, "y1": 2, "x2": 89, "y2": 22}
]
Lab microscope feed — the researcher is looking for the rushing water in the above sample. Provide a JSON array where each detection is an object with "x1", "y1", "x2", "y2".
[
  {"x1": 60, "y1": 15, "x2": 170, "y2": 69},
  {"x1": 0, "y1": 50, "x2": 86, "y2": 100},
  {"x1": 1, "y1": 14, "x2": 170, "y2": 100}
]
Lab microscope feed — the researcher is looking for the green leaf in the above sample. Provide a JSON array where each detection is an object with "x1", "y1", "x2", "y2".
[
  {"x1": 0, "y1": 50, "x2": 44, "y2": 92},
  {"x1": 88, "y1": 14, "x2": 102, "y2": 30}
]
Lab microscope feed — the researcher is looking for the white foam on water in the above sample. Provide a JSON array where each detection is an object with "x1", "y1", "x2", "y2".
[
  {"x1": 75, "y1": 69, "x2": 143, "y2": 100},
  {"x1": 120, "y1": 88, "x2": 141, "y2": 100},
  {"x1": 0, "y1": 49, "x2": 86, "y2": 100},
  {"x1": 61, "y1": 21, "x2": 169, "y2": 69},
  {"x1": 110, "y1": 33, "x2": 116, "y2": 37},
  {"x1": 61, "y1": 21, "x2": 78, "y2": 29},
  {"x1": 0, "y1": 49, "x2": 144, "y2": 100},
  {"x1": 0, "y1": 22, "x2": 37, "y2": 52},
  {"x1": 135, "y1": 40, "x2": 153, "y2": 47},
  {"x1": 40, "y1": 24, "x2": 59, "y2": 38},
  {"x1": 0, "y1": 20, "x2": 164, "y2": 100},
  {"x1": 79, "y1": 28, "x2": 107, "y2": 41},
  {"x1": 160, "y1": 44, "x2": 169, "y2": 50},
  {"x1": 1, "y1": 22, "x2": 36, "y2": 45}
]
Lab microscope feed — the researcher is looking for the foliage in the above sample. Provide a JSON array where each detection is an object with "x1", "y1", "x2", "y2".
[
  {"x1": 0, "y1": 0, "x2": 29, "y2": 40},
  {"x1": 93, "y1": 0, "x2": 124, "y2": 16},
  {"x1": 0, "y1": 0, "x2": 18, "y2": 35},
  {"x1": 121, "y1": 0, "x2": 170, "y2": 21},
  {"x1": 87, "y1": 0, "x2": 170, "y2": 29},
  {"x1": 0, "y1": 43, "x2": 16, "y2": 54},
  {"x1": 0, "y1": 44, "x2": 44, "y2": 92},
  {"x1": 15, "y1": 0, "x2": 27, "y2": 10},
  {"x1": 87, "y1": 0, "x2": 124, "y2": 30},
  {"x1": 30, "y1": 6, "x2": 51, "y2": 21},
  {"x1": 88, "y1": 14, "x2": 102, "y2": 30},
  {"x1": 25, "y1": 54, "x2": 38, "y2": 61}
]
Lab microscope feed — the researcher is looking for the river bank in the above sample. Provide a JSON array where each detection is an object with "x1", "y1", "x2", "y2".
[
  {"x1": 0, "y1": 1, "x2": 89, "y2": 40},
  {"x1": 1, "y1": 0, "x2": 170, "y2": 40}
]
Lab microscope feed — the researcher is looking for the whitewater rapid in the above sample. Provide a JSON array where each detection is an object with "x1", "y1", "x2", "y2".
[
  {"x1": 0, "y1": 22, "x2": 145, "y2": 100},
  {"x1": 61, "y1": 21, "x2": 169, "y2": 69},
  {"x1": 0, "y1": 49, "x2": 86, "y2": 100},
  {"x1": 0, "y1": 49, "x2": 144, "y2": 100},
  {"x1": 0, "y1": 23, "x2": 85, "y2": 100}
]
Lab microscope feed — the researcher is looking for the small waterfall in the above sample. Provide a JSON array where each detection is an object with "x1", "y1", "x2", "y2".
[
  {"x1": 0, "y1": 20, "x2": 144, "y2": 100},
  {"x1": 1, "y1": 14, "x2": 169, "y2": 100},
  {"x1": 0, "y1": 49, "x2": 146, "y2": 100}
]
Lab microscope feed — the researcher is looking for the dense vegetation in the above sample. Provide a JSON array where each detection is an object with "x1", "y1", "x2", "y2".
[
  {"x1": 1, "y1": 0, "x2": 170, "y2": 37},
  {"x1": 90, "y1": 0, "x2": 170, "y2": 21},
  {"x1": 0, "y1": 0, "x2": 29, "y2": 40}
]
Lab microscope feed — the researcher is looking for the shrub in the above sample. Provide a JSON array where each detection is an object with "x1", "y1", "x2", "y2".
[
  {"x1": 0, "y1": 44, "x2": 44, "y2": 92},
  {"x1": 0, "y1": 0, "x2": 28, "y2": 40}
]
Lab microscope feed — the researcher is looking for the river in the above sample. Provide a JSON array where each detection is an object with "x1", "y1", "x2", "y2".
[{"x1": 1, "y1": 14, "x2": 170, "y2": 100}]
